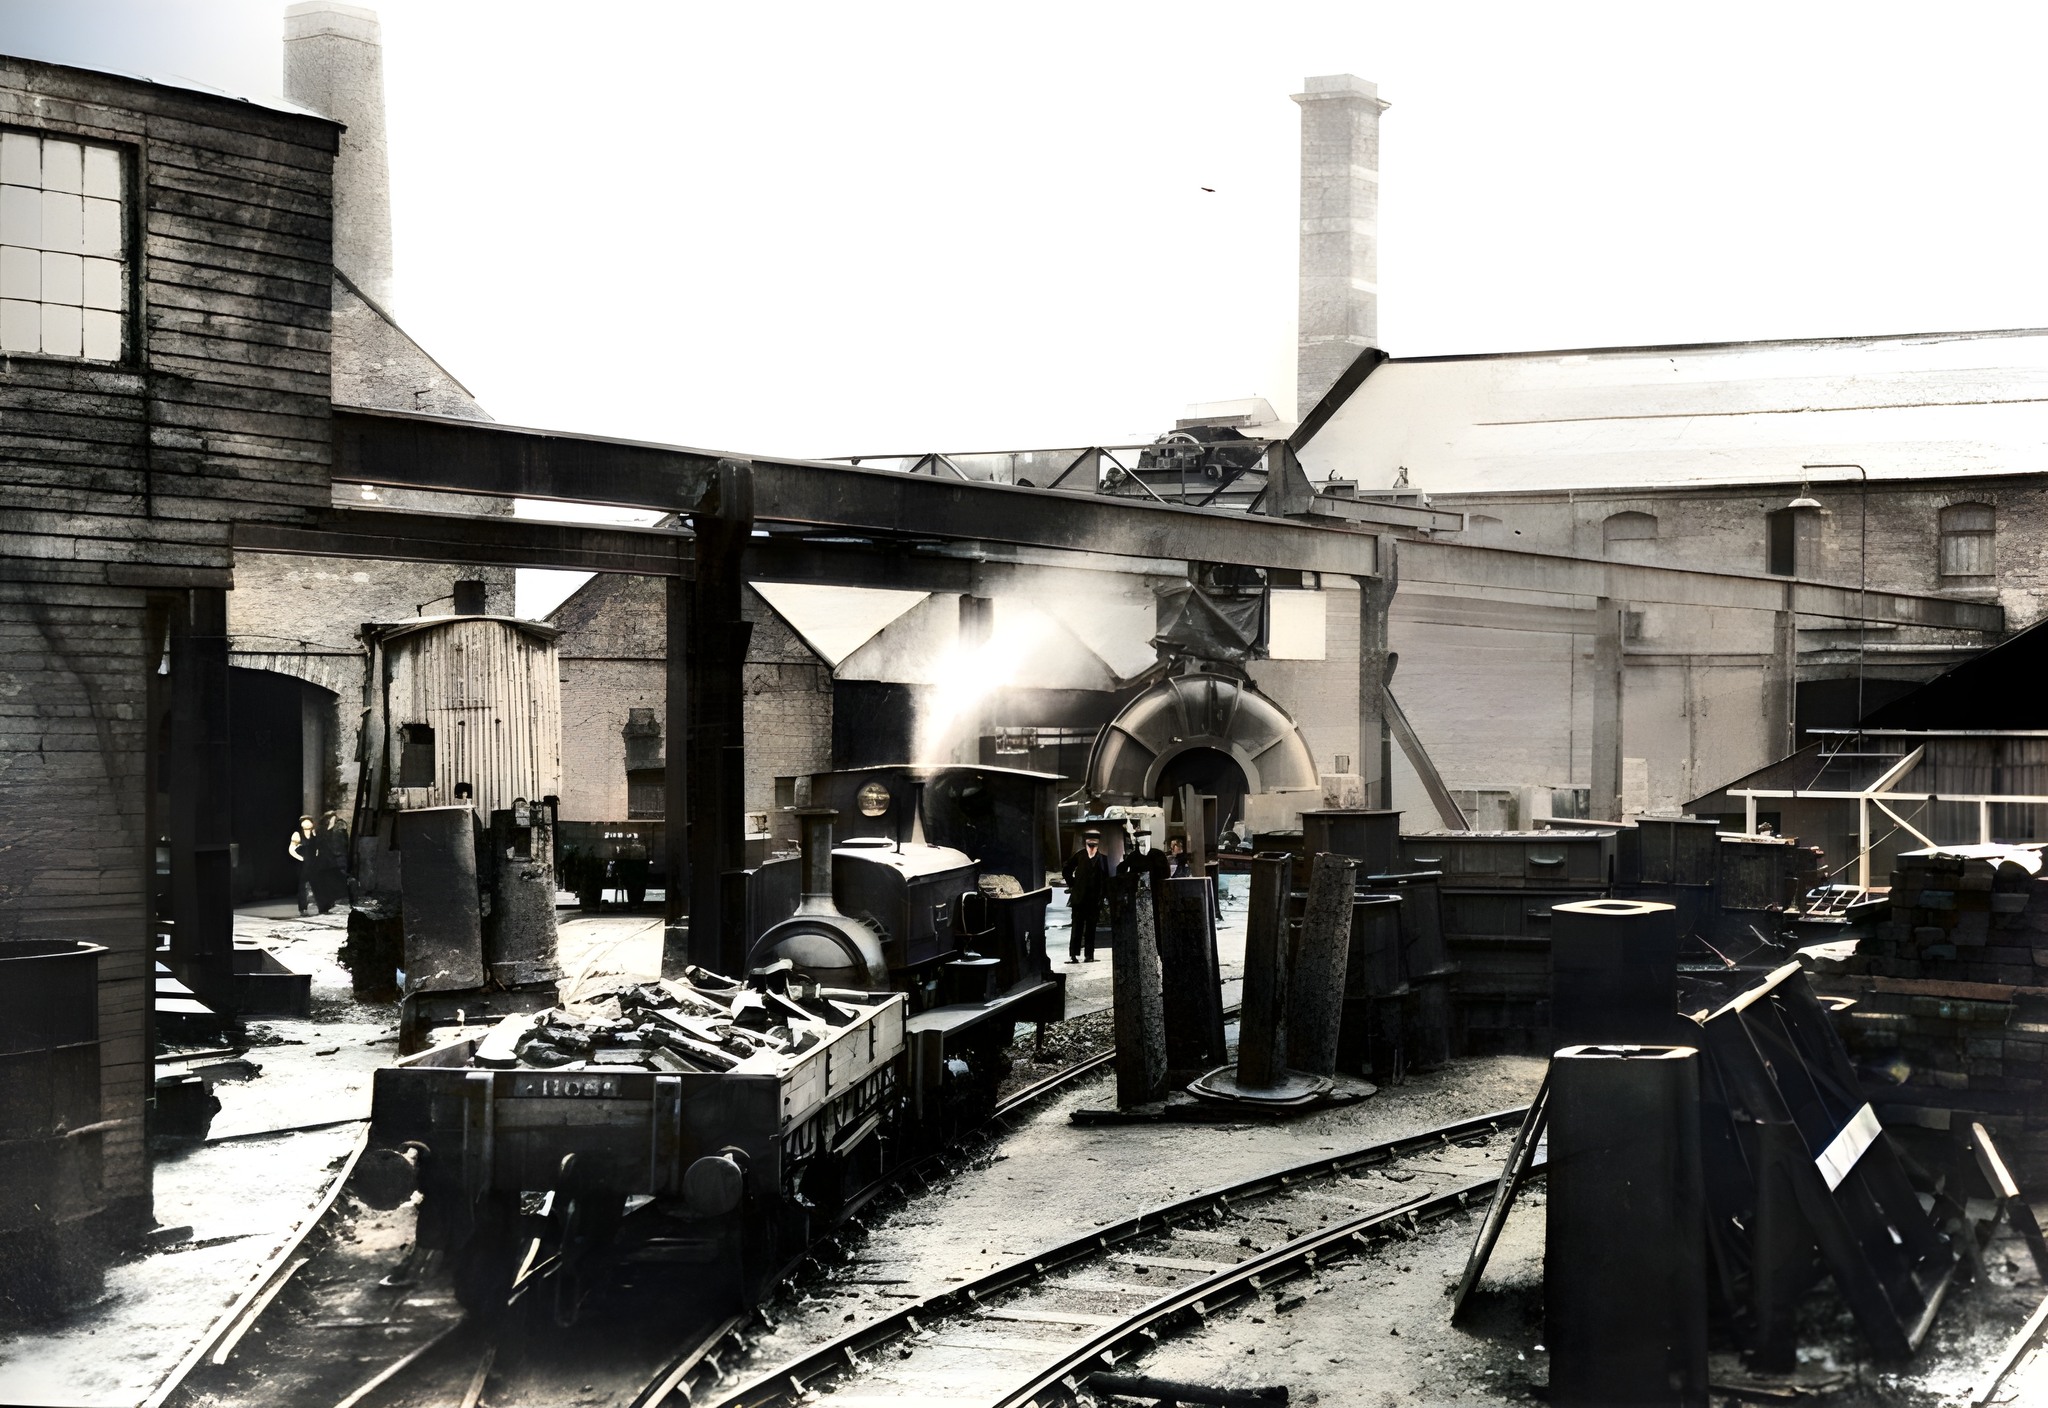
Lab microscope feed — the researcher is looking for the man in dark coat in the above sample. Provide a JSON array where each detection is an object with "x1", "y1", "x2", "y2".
[{"x1": 1062, "y1": 829, "x2": 1112, "y2": 962}]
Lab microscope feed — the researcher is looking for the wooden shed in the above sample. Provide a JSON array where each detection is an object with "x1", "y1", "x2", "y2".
[{"x1": 360, "y1": 616, "x2": 563, "y2": 819}]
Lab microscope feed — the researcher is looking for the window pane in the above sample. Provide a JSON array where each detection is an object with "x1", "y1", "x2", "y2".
[
  {"x1": 82, "y1": 307, "x2": 120, "y2": 360},
  {"x1": 1604, "y1": 511, "x2": 1658, "y2": 543},
  {"x1": 0, "y1": 297, "x2": 38, "y2": 352},
  {"x1": 1940, "y1": 502, "x2": 1994, "y2": 533},
  {"x1": 81, "y1": 256, "x2": 120, "y2": 310},
  {"x1": 0, "y1": 132, "x2": 37, "y2": 187},
  {"x1": 40, "y1": 250, "x2": 79, "y2": 305},
  {"x1": 0, "y1": 185, "x2": 38, "y2": 246},
  {"x1": 39, "y1": 139, "x2": 81, "y2": 195},
  {"x1": 39, "y1": 190, "x2": 81, "y2": 253},
  {"x1": 82, "y1": 146, "x2": 120, "y2": 199},
  {"x1": 40, "y1": 301, "x2": 80, "y2": 357},
  {"x1": 81, "y1": 197, "x2": 119, "y2": 258},
  {"x1": 0, "y1": 245, "x2": 36, "y2": 299}
]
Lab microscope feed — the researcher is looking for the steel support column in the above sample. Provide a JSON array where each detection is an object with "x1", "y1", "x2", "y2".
[
  {"x1": 1356, "y1": 558, "x2": 1392, "y2": 810},
  {"x1": 166, "y1": 587, "x2": 234, "y2": 1011},
  {"x1": 685, "y1": 462, "x2": 754, "y2": 975},
  {"x1": 661, "y1": 545, "x2": 692, "y2": 977},
  {"x1": 1590, "y1": 598, "x2": 1624, "y2": 821}
]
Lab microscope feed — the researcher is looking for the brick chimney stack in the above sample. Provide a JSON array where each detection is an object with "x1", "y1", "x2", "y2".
[
  {"x1": 284, "y1": 2, "x2": 394, "y2": 308},
  {"x1": 1293, "y1": 74, "x2": 1388, "y2": 420}
]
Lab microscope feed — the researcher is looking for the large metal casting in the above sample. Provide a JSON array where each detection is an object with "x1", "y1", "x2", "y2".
[
  {"x1": 1157, "y1": 877, "x2": 1227, "y2": 1080},
  {"x1": 1191, "y1": 853, "x2": 1332, "y2": 1106},
  {"x1": 1237, "y1": 853, "x2": 1293, "y2": 1089},
  {"x1": 1285, "y1": 853, "x2": 1359, "y2": 1078},
  {"x1": 1550, "y1": 898, "x2": 1682, "y2": 1049},
  {"x1": 1113, "y1": 876, "x2": 1169, "y2": 1108},
  {"x1": 1546, "y1": 1044, "x2": 1709, "y2": 1408},
  {"x1": 1085, "y1": 672, "x2": 1319, "y2": 803}
]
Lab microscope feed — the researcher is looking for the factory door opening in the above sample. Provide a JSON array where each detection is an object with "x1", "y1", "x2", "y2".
[
  {"x1": 1155, "y1": 747, "x2": 1249, "y2": 832},
  {"x1": 228, "y1": 667, "x2": 337, "y2": 905}
]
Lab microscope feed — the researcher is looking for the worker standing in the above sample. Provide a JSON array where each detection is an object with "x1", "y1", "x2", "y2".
[
  {"x1": 1062, "y1": 828, "x2": 1112, "y2": 962},
  {"x1": 1117, "y1": 829, "x2": 1172, "y2": 935},
  {"x1": 287, "y1": 815, "x2": 320, "y2": 916},
  {"x1": 311, "y1": 811, "x2": 351, "y2": 914}
]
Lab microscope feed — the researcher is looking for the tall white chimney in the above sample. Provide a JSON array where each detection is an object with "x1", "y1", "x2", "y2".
[
  {"x1": 1293, "y1": 74, "x2": 1388, "y2": 420},
  {"x1": 284, "y1": 2, "x2": 394, "y2": 308}
]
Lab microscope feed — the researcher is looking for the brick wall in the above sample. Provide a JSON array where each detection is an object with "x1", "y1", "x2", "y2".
[
  {"x1": 551, "y1": 576, "x2": 831, "y2": 827},
  {"x1": 1438, "y1": 477, "x2": 2048, "y2": 632}
]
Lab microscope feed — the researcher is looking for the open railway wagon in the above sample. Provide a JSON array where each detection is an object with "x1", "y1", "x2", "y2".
[
  {"x1": 364, "y1": 763, "x2": 1065, "y2": 1318},
  {"x1": 368, "y1": 970, "x2": 905, "y2": 1320}
]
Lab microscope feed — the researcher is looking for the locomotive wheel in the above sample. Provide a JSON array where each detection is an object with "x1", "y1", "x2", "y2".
[{"x1": 450, "y1": 1193, "x2": 526, "y2": 1318}]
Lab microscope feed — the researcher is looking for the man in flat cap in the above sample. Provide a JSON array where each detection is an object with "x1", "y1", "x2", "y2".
[
  {"x1": 1062, "y1": 828, "x2": 1112, "y2": 962},
  {"x1": 1116, "y1": 827, "x2": 1172, "y2": 936}
]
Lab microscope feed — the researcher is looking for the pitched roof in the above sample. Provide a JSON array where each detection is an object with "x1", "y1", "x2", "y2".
[{"x1": 1298, "y1": 327, "x2": 2048, "y2": 495}]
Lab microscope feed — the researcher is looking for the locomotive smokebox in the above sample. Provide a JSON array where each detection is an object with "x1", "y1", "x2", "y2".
[{"x1": 750, "y1": 808, "x2": 890, "y2": 990}]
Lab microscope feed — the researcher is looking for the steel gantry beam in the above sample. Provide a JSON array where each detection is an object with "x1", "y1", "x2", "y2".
[
  {"x1": 330, "y1": 405, "x2": 1382, "y2": 578},
  {"x1": 1402, "y1": 540, "x2": 2004, "y2": 631}
]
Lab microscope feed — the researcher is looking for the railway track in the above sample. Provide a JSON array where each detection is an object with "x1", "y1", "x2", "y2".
[
  {"x1": 158, "y1": 1015, "x2": 1134, "y2": 1408},
  {"x1": 702, "y1": 1105, "x2": 1535, "y2": 1408}
]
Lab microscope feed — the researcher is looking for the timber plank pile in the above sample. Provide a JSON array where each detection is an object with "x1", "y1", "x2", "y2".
[{"x1": 1814, "y1": 848, "x2": 2048, "y2": 1173}]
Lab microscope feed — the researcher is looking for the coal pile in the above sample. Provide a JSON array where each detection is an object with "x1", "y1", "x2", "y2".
[{"x1": 462, "y1": 962, "x2": 866, "y2": 1075}]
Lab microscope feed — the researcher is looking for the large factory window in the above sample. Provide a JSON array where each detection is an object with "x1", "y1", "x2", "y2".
[
  {"x1": 397, "y1": 723, "x2": 436, "y2": 788},
  {"x1": 1938, "y1": 502, "x2": 1995, "y2": 578},
  {"x1": 0, "y1": 129, "x2": 125, "y2": 360}
]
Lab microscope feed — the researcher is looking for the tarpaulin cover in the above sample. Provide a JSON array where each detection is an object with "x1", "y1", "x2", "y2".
[{"x1": 1153, "y1": 568, "x2": 1266, "y2": 666}]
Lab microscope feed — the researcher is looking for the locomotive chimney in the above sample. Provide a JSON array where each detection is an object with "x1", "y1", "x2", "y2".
[
  {"x1": 284, "y1": 2, "x2": 396, "y2": 308},
  {"x1": 794, "y1": 806, "x2": 840, "y2": 915},
  {"x1": 1293, "y1": 73, "x2": 1388, "y2": 420}
]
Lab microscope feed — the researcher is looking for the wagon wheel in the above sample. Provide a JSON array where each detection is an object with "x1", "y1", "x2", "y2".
[{"x1": 450, "y1": 1192, "x2": 527, "y2": 1318}]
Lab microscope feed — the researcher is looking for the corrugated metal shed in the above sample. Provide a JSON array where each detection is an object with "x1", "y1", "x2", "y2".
[
  {"x1": 367, "y1": 615, "x2": 562, "y2": 817},
  {"x1": 1299, "y1": 327, "x2": 2048, "y2": 494}
]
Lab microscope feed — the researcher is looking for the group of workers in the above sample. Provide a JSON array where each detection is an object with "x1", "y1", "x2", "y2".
[{"x1": 1059, "y1": 825, "x2": 1194, "y2": 962}]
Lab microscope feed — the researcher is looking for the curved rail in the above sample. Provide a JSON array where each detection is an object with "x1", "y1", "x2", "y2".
[
  {"x1": 704, "y1": 1105, "x2": 1529, "y2": 1408},
  {"x1": 998, "y1": 1156, "x2": 1543, "y2": 1408}
]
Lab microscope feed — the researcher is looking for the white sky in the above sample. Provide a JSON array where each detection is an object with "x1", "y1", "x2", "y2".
[{"x1": 7, "y1": 0, "x2": 2048, "y2": 611}]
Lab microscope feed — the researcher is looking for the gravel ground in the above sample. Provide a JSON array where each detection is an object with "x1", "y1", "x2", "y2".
[{"x1": 712, "y1": 1052, "x2": 1548, "y2": 1401}]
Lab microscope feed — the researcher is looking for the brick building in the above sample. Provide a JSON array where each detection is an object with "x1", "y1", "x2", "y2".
[
  {"x1": 549, "y1": 576, "x2": 833, "y2": 837},
  {"x1": 1296, "y1": 329, "x2": 2041, "y2": 820}
]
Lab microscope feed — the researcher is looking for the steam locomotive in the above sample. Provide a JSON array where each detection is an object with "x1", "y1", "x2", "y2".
[{"x1": 367, "y1": 763, "x2": 1067, "y2": 1314}]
